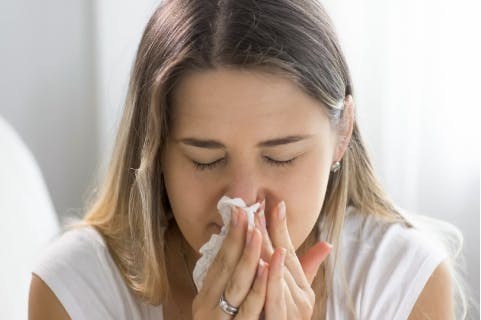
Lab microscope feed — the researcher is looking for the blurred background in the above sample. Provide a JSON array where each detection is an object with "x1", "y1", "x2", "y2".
[{"x1": 0, "y1": 0, "x2": 479, "y2": 318}]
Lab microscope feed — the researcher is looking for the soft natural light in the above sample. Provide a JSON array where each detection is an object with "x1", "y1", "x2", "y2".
[
  {"x1": 1, "y1": 0, "x2": 478, "y2": 318},
  {"x1": 95, "y1": 6, "x2": 480, "y2": 307}
]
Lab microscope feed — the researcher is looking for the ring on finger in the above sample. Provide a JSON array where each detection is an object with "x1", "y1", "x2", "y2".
[{"x1": 219, "y1": 291, "x2": 239, "y2": 316}]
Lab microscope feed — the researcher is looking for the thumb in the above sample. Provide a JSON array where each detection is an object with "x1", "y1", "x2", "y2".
[{"x1": 299, "y1": 241, "x2": 332, "y2": 285}]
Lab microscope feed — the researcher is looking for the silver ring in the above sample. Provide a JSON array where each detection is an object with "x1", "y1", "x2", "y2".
[{"x1": 219, "y1": 291, "x2": 239, "y2": 316}]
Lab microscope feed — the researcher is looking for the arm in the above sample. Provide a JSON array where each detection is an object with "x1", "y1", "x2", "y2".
[
  {"x1": 408, "y1": 261, "x2": 454, "y2": 320},
  {"x1": 28, "y1": 273, "x2": 71, "y2": 320}
]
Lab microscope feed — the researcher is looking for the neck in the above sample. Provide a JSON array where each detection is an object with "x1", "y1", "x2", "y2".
[
  {"x1": 180, "y1": 235, "x2": 198, "y2": 280},
  {"x1": 163, "y1": 223, "x2": 198, "y2": 320},
  {"x1": 165, "y1": 223, "x2": 198, "y2": 296}
]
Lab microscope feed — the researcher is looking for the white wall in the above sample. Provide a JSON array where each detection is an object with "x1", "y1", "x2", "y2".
[
  {"x1": 0, "y1": 0, "x2": 98, "y2": 222},
  {"x1": 323, "y1": 0, "x2": 480, "y2": 311},
  {"x1": 94, "y1": 0, "x2": 160, "y2": 172}
]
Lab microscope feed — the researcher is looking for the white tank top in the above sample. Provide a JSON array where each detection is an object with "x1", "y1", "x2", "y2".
[{"x1": 33, "y1": 207, "x2": 447, "y2": 320}]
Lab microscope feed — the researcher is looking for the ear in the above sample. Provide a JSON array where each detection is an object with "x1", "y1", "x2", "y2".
[{"x1": 333, "y1": 95, "x2": 355, "y2": 162}]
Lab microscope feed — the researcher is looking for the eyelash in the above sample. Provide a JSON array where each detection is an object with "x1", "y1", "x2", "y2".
[
  {"x1": 191, "y1": 157, "x2": 297, "y2": 171},
  {"x1": 263, "y1": 156, "x2": 297, "y2": 167},
  {"x1": 192, "y1": 158, "x2": 225, "y2": 170}
]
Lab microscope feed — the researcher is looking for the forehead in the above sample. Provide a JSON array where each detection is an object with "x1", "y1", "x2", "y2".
[{"x1": 169, "y1": 67, "x2": 331, "y2": 137}]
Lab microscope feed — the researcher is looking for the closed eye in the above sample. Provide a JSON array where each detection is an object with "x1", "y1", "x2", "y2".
[
  {"x1": 263, "y1": 156, "x2": 297, "y2": 167},
  {"x1": 192, "y1": 156, "x2": 298, "y2": 170},
  {"x1": 192, "y1": 158, "x2": 225, "y2": 170}
]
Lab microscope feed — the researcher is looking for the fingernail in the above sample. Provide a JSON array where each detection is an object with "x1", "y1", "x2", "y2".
[
  {"x1": 277, "y1": 201, "x2": 286, "y2": 221},
  {"x1": 246, "y1": 225, "x2": 254, "y2": 246},
  {"x1": 255, "y1": 210, "x2": 266, "y2": 231},
  {"x1": 257, "y1": 259, "x2": 267, "y2": 278},
  {"x1": 259, "y1": 210, "x2": 267, "y2": 230},
  {"x1": 260, "y1": 199, "x2": 266, "y2": 211},
  {"x1": 254, "y1": 212, "x2": 261, "y2": 229},
  {"x1": 231, "y1": 207, "x2": 239, "y2": 227}
]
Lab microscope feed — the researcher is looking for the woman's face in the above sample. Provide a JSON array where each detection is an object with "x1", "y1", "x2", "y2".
[{"x1": 163, "y1": 68, "x2": 340, "y2": 255}]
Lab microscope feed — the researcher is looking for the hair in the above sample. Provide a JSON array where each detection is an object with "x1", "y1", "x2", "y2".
[{"x1": 76, "y1": 0, "x2": 469, "y2": 318}]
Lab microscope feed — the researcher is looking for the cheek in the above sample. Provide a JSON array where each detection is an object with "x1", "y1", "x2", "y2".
[
  {"x1": 163, "y1": 153, "x2": 221, "y2": 251},
  {"x1": 283, "y1": 155, "x2": 331, "y2": 249}
]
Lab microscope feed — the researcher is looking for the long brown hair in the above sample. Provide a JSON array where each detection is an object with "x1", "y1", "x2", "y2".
[{"x1": 80, "y1": 0, "x2": 406, "y2": 318}]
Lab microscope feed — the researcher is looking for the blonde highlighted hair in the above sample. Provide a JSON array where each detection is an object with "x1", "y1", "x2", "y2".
[{"x1": 74, "y1": 0, "x2": 469, "y2": 318}]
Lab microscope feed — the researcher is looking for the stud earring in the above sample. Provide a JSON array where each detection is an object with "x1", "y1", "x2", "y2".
[{"x1": 330, "y1": 161, "x2": 341, "y2": 173}]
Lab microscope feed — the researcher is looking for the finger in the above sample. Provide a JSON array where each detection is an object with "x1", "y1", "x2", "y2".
[
  {"x1": 283, "y1": 277, "x2": 298, "y2": 318},
  {"x1": 299, "y1": 241, "x2": 332, "y2": 285},
  {"x1": 254, "y1": 207, "x2": 274, "y2": 261},
  {"x1": 254, "y1": 200, "x2": 267, "y2": 233},
  {"x1": 265, "y1": 247, "x2": 287, "y2": 320},
  {"x1": 224, "y1": 226, "x2": 262, "y2": 307},
  {"x1": 283, "y1": 266, "x2": 315, "y2": 317},
  {"x1": 201, "y1": 207, "x2": 248, "y2": 305},
  {"x1": 268, "y1": 201, "x2": 309, "y2": 289},
  {"x1": 234, "y1": 259, "x2": 269, "y2": 320}
]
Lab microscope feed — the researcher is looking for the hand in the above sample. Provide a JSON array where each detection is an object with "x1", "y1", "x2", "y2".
[
  {"x1": 254, "y1": 201, "x2": 332, "y2": 319},
  {"x1": 192, "y1": 207, "x2": 269, "y2": 319}
]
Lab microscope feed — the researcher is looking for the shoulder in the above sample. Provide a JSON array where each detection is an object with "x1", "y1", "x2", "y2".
[
  {"x1": 29, "y1": 273, "x2": 71, "y2": 320},
  {"x1": 340, "y1": 206, "x2": 448, "y2": 260},
  {"x1": 30, "y1": 225, "x2": 159, "y2": 320},
  {"x1": 32, "y1": 226, "x2": 112, "y2": 293},
  {"x1": 342, "y1": 206, "x2": 448, "y2": 256},
  {"x1": 30, "y1": 226, "x2": 112, "y2": 319},
  {"x1": 408, "y1": 261, "x2": 454, "y2": 319},
  {"x1": 328, "y1": 207, "x2": 450, "y2": 320}
]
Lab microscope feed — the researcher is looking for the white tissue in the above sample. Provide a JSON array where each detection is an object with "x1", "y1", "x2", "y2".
[{"x1": 192, "y1": 196, "x2": 261, "y2": 291}]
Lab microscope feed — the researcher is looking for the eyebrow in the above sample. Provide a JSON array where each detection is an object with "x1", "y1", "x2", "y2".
[{"x1": 178, "y1": 135, "x2": 313, "y2": 149}]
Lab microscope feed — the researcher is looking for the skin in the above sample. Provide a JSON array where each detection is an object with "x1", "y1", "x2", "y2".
[
  {"x1": 27, "y1": 67, "x2": 454, "y2": 320},
  {"x1": 163, "y1": 67, "x2": 348, "y2": 257},
  {"x1": 27, "y1": 260, "x2": 454, "y2": 319},
  {"x1": 162, "y1": 67, "x2": 352, "y2": 319}
]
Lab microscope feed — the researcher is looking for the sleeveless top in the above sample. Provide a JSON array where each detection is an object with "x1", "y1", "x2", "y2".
[{"x1": 32, "y1": 207, "x2": 447, "y2": 319}]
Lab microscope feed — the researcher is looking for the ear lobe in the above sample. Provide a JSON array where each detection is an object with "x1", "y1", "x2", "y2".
[{"x1": 334, "y1": 95, "x2": 355, "y2": 161}]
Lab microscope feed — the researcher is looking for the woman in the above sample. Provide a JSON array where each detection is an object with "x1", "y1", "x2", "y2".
[{"x1": 29, "y1": 0, "x2": 461, "y2": 319}]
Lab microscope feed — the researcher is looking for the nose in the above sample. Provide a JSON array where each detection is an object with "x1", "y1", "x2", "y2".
[{"x1": 224, "y1": 165, "x2": 263, "y2": 206}]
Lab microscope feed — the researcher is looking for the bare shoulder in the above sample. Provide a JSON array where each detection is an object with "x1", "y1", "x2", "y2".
[
  {"x1": 408, "y1": 261, "x2": 454, "y2": 320},
  {"x1": 28, "y1": 273, "x2": 71, "y2": 320}
]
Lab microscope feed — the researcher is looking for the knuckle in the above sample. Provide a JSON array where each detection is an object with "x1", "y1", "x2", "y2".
[
  {"x1": 306, "y1": 288, "x2": 316, "y2": 305},
  {"x1": 215, "y1": 250, "x2": 235, "y2": 273},
  {"x1": 297, "y1": 292, "x2": 316, "y2": 318},
  {"x1": 287, "y1": 246, "x2": 296, "y2": 256},
  {"x1": 285, "y1": 249, "x2": 296, "y2": 263},
  {"x1": 224, "y1": 279, "x2": 241, "y2": 299}
]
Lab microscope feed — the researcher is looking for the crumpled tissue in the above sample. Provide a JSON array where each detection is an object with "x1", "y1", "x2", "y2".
[{"x1": 192, "y1": 196, "x2": 261, "y2": 291}]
